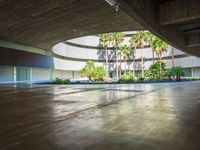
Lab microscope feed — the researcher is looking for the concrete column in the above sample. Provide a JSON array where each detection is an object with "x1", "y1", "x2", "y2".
[
  {"x1": 30, "y1": 68, "x2": 33, "y2": 82},
  {"x1": 14, "y1": 66, "x2": 16, "y2": 82},
  {"x1": 49, "y1": 69, "x2": 53, "y2": 80},
  {"x1": 191, "y1": 68, "x2": 194, "y2": 77}
]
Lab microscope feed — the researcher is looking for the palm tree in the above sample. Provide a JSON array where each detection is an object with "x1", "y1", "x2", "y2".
[
  {"x1": 130, "y1": 31, "x2": 146, "y2": 78},
  {"x1": 120, "y1": 44, "x2": 132, "y2": 73},
  {"x1": 129, "y1": 36, "x2": 137, "y2": 76},
  {"x1": 145, "y1": 32, "x2": 156, "y2": 64},
  {"x1": 171, "y1": 46, "x2": 175, "y2": 67},
  {"x1": 111, "y1": 32, "x2": 124, "y2": 78},
  {"x1": 151, "y1": 36, "x2": 168, "y2": 77},
  {"x1": 99, "y1": 33, "x2": 111, "y2": 78}
]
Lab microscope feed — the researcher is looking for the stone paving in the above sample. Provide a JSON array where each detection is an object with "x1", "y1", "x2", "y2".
[{"x1": 0, "y1": 82, "x2": 200, "y2": 150}]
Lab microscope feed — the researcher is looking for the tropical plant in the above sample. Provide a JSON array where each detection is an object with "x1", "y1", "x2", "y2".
[
  {"x1": 120, "y1": 44, "x2": 132, "y2": 73},
  {"x1": 145, "y1": 61, "x2": 166, "y2": 79},
  {"x1": 111, "y1": 32, "x2": 124, "y2": 78},
  {"x1": 151, "y1": 36, "x2": 168, "y2": 77},
  {"x1": 171, "y1": 47, "x2": 175, "y2": 67},
  {"x1": 130, "y1": 31, "x2": 147, "y2": 78},
  {"x1": 81, "y1": 60, "x2": 95, "y2": 81},
  {"x1": 54, "y1": 78, "x2": 70, "y2": 84},
  {"x1": 171, "y1": 66, "x2": 185, "y2": 81},
  {"x1": 118, "y1": 71, "x2": 136, "y2": 83},
  {"x1": 145, "y1": 32, "x2": 156, "y2": 64},
  {"x1": 99, "y1": 33, "x2": 112, "y2": 77},
  {"x1": 92, "y1": 66, "x2": 106, "y2": 81},
  {"x1": 163, "y1": 69, "x2": 173, "y2": 80},
  {"x1": 129, "y1": 36, "x2": 136, "y2": 75}
]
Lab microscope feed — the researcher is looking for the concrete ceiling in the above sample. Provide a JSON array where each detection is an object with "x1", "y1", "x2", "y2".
[
  {"x1": 0, "y1": 0, "x2": 143, "y2": 50},
  {"x1": 121, "y1": 0, "x2": 200, "y2": 56},
  {"x1": 0, "y1": 0, "x2": 199, "y2": 57}
]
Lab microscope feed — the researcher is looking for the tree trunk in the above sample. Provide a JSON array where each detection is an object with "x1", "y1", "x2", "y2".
[
  {"x1": 105, "y1": 48, "x2": 109, "y2": 78},
  {"x1": 89, "y1": 75, "x2": 92, "y2": 81},
  {"x1": 119, "y1": 55, "x2": 122, "y2": 77},
  {"x1": 171, "y1": 47, "x2": 174, "y2": 67},
  {"x1": 152, "y1": 49, "x2": 155, "y2": 64},
  {"x1": 116, "y1": 49, "x2": 118, "y2": 79},
  {"x1": 124, "y1": 57, "x2": 127, "y2": 73},
  {"x1": 159, "y1": 56, "x2": 162, "y2": 79},
  {"x1": 132, "y1": 47, "x2": 135, "y2": 76},
  {"x1": 141, "y1": 49, "x2": 144, "y2": 78},
  {"x1": 168, "y1": 75, "x2": 172, "y2": 81},
  {"x1": 159, "y1": 51, "x2": 163, "y2": 79}
]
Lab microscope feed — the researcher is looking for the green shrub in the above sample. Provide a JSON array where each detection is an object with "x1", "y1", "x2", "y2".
[
  {"x1": 92, "y1": 66, "x2": 106, "y2": 81},
  {"x1": 81, "y1": 61, "x2": 106, "y2": 81},
  {"x1": 171, "y1": 66, "x2": 185, "y2": 81},
  {"x1": 81, "y1": 60, "x2": 95, "y2": 81},
  {"x1": 118, "y1": 71, "x2": 135, "y2": 83},
  {"x1": 145, "y1": 61, "x2": 166, "y2": 79},
  {"x1": 163, "y1": 69, "x2": 173, "y2": 80},
  {"x1": 54, "y1": 78, "x2": 70, "y2": 84}
]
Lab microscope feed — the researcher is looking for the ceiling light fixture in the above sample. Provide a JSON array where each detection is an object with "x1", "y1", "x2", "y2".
[
  {"x1": 105, "y1": 0, "x2": 119, "y2": 12},
  {"x1": 105, "y1": 0, "x2": 116, "y2": 6}
]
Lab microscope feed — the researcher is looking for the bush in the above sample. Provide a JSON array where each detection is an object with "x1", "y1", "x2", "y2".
[
  {"x1": 54, "y1": 78, "x2": 70, "y2": 84},
  {"x1": 92, "y1": 66, "x2": 106, "y2": 81},
  {"x1": 118, "y1": 71, "x2": 136, "y2": 83},
  {"x1": 81, "y1": 61, "x2": 106, "y2": 81},
  {"x1": 163, "y1": 69, "x2": 173, "y2": 80},
  {"x1": 171, "y1": 66, "x2": 185, "y2": 81},
  {"x1": 81, "y1": 60, "x2": 95, "y2": 81},
  {"x1": 145, "y1": 61, "x2": 166, "y2": 79}
]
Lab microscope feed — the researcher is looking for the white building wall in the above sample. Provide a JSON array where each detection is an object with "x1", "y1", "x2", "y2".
[
  {"x1": 52, "y1": 70, "x2": 73, "y2": 80},
  {"x1": 32, "y1": 68, "x2": 50, "y2": 82},
  {"x1": 193, "y1": 68, "x2": 200, "y2": 77}
]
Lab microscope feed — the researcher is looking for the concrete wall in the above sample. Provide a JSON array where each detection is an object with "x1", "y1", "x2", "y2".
[
  {"x1": 0, "y1": 46, "x2": 53, "y2": 68},
  {"x1": 52, "y1": 70, "x2": 73, "y2": 80}
]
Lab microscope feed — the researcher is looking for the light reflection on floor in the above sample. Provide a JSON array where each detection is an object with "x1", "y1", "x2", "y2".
[{"x1": 0, "y1": 82, "x2": 199, "y2": 150}]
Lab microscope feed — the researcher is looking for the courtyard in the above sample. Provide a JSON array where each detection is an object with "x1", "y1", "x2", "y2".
[{"x1": 0, "y1": 82, "x2": 200, "y2": 150}]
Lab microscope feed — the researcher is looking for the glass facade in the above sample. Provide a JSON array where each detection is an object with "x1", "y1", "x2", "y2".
[{"x1": 16, "y1": 67, "x2": 30, "y2": 81}]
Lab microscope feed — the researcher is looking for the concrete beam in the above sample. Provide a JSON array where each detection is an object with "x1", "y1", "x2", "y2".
[
  {"x1": 120, "y1": 0, "x2": 186, "y2": 51},
  {"x1": 159, "y1": 0, "x2": 200, "y2": 25},
  {"x1": 185, "y1": 33, "x2": 200, "y2": 47}
]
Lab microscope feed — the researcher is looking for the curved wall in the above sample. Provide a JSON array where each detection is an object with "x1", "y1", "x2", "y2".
[
  {"x1": 1, "y1": 31, "x2": 200, "y2": 83},
  {"x1": 51, "y1": 33, "x2": 192, "y2": 73},
  {"x1": 52, "y1": 34, "x2": 186, "y2": 61}
]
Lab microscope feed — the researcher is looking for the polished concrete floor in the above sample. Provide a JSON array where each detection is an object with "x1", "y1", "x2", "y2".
[{"x1": 0, "y1": 82, "x2": 200, "y2": 150}]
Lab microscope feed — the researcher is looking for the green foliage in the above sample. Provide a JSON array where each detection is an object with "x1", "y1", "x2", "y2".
[
  {"x1": 118, "y1": 71, "x2": 136, "y2": 83},
  {"x1": 92, "y1": 66, "x2": 106, "y2": 81},
  {"x1": 151, "y1": 36, "x2": 168, "y2": 59},
  {"x1": 110, "y1": 32, "x2": 124, "y2": 48},
  {"x1": 163, "y1": 69, "x2": 173, "y2": 80},
  {"x1": 145, "y1": 32, "x2": 156, "y2": 45},
  {"x1": 145, "y1": 61, "x2": 166, "y2": 79},
  {"x1": 81, "y1": 60, "x2": 95, "y2": 81},
  {"x1": 99, "y1": 33, "x2": 112, "y2": 49},
  {"x1": 81, "y1": 61, "x2": 106, "y2": 81},
  {"x1": 171, "y1": 66, "x2": 185, "y2": 81},
  {"x1": 129, "y1": 31, "x2": 146, "y2": 48},
  {"x1": 171, "y1": 66, "x2": 185, "y2": 76},
  {"x1": 119, "y1": 44, "x2": 132, "y2": 60},
  {"x1": 54, "y1": 78, "x2": 70, "y2": 84}
]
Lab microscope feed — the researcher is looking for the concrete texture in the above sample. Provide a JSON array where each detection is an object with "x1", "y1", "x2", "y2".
[
  {"x1": 121, "y1": 0, "x2": 200, "y2": 56},
  {"x1": 0, "y1": 82, "x2": 200, "y2": 150},
  {"x1": 0, "y1": 0, "x2": 199, "y2": 57},
  {"x1": 0, "y1": 0, "x2": 142, "y2": 50}
]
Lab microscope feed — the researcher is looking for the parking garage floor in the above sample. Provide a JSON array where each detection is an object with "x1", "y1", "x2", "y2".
[{"x1": 0, "y1": 82, "x2": 200, "y2": 150}]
